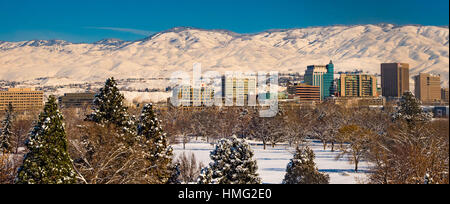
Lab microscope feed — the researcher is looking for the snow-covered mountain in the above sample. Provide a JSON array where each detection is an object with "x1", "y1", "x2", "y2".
[{"x1": 0, "y1": 24, "x2": 449, "y2": 87}]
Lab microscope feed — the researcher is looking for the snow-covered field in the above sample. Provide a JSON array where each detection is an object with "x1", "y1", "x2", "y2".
[{"x1": 173, "y1": 139, "x2": 371, "y2": 184}]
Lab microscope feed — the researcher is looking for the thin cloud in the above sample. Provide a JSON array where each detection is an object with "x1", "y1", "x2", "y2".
[{"x1": 86, "y1": 27, "x2": 156, "y2": 36}]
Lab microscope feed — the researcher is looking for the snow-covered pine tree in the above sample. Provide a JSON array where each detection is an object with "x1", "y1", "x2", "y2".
[
  {"x1": 16, "y1": 96, "x2": 78, "y2": 184},
  {"x1": 393, "y1": 91, "x2": 432, "y2": 124},
  {"x1": 166, "y1": 163, "x2": 181, "y2": 184},
  {"x1": 198, "y1": 136, "x2": 261, "y2": 184},
  {"x1": 197, "y1": 166, "x2": 214, "y2": 184},
  {"x1": 282, "y1": 146, "x2": 329, "y2": 184},
  {"x1": 0, "y1": 103, "x2": 14, "y2": 153},
  {"x1": 137, "y1": 103, "x2": 173, "y2": 183},
  {"x1": 88, "y1": 77, "x2": 135, "y2": 134}
]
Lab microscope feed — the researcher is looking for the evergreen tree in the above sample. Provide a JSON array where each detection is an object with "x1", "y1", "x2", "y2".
[
  {"x1": 198, "y1": 136, "x2": 261, "y2": 184},
  {"x1": 283, "y1": 146, "x2": 329, "y2": 184},
  {"x1": 197, "y1": 166, "x2": 214, "y2": 184},
  {"x1": 88, "y1": 77, "x2": 135, "y2": 133},
  {"x1": 166, "y1": 163, "x2": 181, "y2": 184},
  {"x1": 0, "y1": 103, "x2": 14, "y2": 153},
  {"x1": 137, "y1": 103, "x2": 173, "y2": 183},
  {"x1": 16, "y1": 96, "x2": 78, "y2": 184},
  {"x1": 393, "y1": 91, "x2": 432, "y2": 124}
]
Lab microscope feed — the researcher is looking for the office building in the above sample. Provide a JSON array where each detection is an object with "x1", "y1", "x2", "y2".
[
  {"x1": 58, "y1": 93, "x2": 96, "y2": 108},
  {"x1": 414, "y1": 73, "x2": 441, "y2": 103},
  {"x1": 0, "y1": 88, "x2": 44, "y2": 111},
  {"x1": 304, "y1": 60, "x2": 334, "y2": 100},
  {"x1": 172, "y1": 84, "x2": 215, "y2": 107},
  {"x1": 441, "y1": 88, "x2": 449, "y2": 103},
  {"x1": 288, "y1": 83, "x2": 321, "y2": 102},
  {"x1": 337, "y1": 73, "x2": 378, "y2": 97},
  {"x1": 222, "y1": 75, "x2": 257, "y2": 106},
  {"x1": 381, "y1": 63, "x2": 410, "y2": 98}
]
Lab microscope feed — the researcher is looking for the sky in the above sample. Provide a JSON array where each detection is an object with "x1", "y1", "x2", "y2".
[{"x1": 0, "y1": 0, "x2": 448, "y2": 43}]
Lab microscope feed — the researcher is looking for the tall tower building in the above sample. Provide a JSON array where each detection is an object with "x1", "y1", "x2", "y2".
[
  {"x1": 304, "y1": 60, "x2": 335, "y2": 100},
  {"x1": 381, "y1": 63, "x2": 410, "y2": 98},
  {"x1": 414, "y1": 73, "x2": 441, "y2": 103},
  {"x1": 337, "y1": 73, "x2": 378, "y2": 97},
  {"x1": 221, "y1": 75, "x2": 257, "y2": 106},
  {"x1": 442, "y1": 88, "x2": 449, "y2": 103}
]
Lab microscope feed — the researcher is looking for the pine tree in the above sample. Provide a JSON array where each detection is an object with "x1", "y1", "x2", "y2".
[
  {"x1": 166, "y1": 163, "x2": 181, "y2": 184},
  {"x1": 197, "y1": 166, "x2": 214, "y2": 184},
  {"x1": 16, "y1": 96, "x2": 78, "y2": 184},
  {"x1": 393, "y1": 91, "x2": 432, "y2": 124},
  {"x1": 137, "y1": 103, "x2": 173, "y2": 183},
  {"x1": 88, "y1": 77, "x2": 135, "y2": 133},
  {"x1": 0, "y1": 103, "x2": 14, "y2": 153},
  {"x1": 198, "y1": 136, "x2": 261, "y2": 184},
  {"x1": 283, "y1": 146, "x2": 329, "y2": 184}
]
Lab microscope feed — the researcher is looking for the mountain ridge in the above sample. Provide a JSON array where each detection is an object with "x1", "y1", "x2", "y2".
[{"x1": 0, "y1": 24, "x2": 448, "y2": 88}]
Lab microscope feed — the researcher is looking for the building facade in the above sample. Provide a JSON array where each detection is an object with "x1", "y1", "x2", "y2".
[
  {"x1": 304, "y1": 61, "x2": 334, "y2": 100},
  {"x1": 58, "y1": 92, "x2": 96, "y2": 108},
  {"x1": 413, "y1": 73, "x2": 441, "y2": 103},
  {"x1": 172, "y1": 84, "x2": 215, "y2": 107},
  {"x1": 0, "y1": 88, "x2": 44, "y2": 111},
  {"x1": 222, "y1": 75, "x2": 257, "y2": 106},
  {"x1": 441, "y1": 88, "x2": 449, "y2": 103},
  {"x1": 337, "y1": 73, "x2": 378, "y2": 97},
  {"x1": 381, "y1": 63, "x2": 410, "y2": 98},
  {"x1": 288, "y1": 83, "x2": 321, "y2": 102}
]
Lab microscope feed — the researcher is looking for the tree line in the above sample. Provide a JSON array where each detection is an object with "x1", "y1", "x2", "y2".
[{"x1": 1, "y1": 77, "x2": 449, "y2": 184}]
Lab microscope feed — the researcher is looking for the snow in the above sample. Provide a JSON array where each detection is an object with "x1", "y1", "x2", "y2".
[
  {"x1": 173, "y1": 139, "x2": 371, "y2": 184},
  {"x1": 0, "y1": 25, "x2": 448, "y2": 89},
  {"x1": 122, "y1": 91, "x2": 172, "y2": 103}
]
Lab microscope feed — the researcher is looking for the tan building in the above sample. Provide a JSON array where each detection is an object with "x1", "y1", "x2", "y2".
[
  {"x1": 442, "y1": 88, "x2": 449, "y2": 103},
  {"x1": 414, "y1": 73, "x2": 441, "y2": 103},
  {"x1": 381, "y1": 63, "x2": 410, "y2": 98},
  {"x1": 288, "y1": 83, "x2": 321, "y2": 102},
  {"x1": 337, "y1": 74, "x2": 377, "y2": 97},
  {"x1": 222, "y1": 75, "x2": 257, "y2": 106},
  {"x1": 172, "y1": 84, "x2": 215, "y2": 107},
  {"x1": 58, "y1": 93, "x2": 96, "y2": 108},
  {"x1": 0, "y1": 88, "x2": 44, "y2": 111}
]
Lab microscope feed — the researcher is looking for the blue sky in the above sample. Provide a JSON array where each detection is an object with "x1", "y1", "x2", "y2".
[{"x1": 0, "y1": 0, "x2": 448, "y2": 43}]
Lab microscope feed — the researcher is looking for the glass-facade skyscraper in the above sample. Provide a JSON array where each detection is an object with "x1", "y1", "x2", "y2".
[{"x1": 304, "y1": 60, "x2": 335, "y2": 100}]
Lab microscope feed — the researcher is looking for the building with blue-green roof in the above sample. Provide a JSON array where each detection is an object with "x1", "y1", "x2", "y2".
[{"x1": 304, "y1": 60, "x2": 335, "y2": 100}]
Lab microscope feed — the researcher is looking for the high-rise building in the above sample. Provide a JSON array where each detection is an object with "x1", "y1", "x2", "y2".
[
  {"x1": 172, "y1": 84, "x2": 214, "y2": 107},
  {"x1": 0, "y1": 88, "x2": 44, "y2": 111},
  {"x1": 222, "y1": 75, "x2": 257, "y2": 106},
  {"x1": 288, "y1": 83, "x2": 321, "y2": 102},
  {"x1": 381, "y1": 63, "x2": 410, "y2": 98},
  {"x1": 441, "y1": 88, "x2": 449, "y2": 103},
  {"x1": 304, "y1": 60, "x2": 334, "y2": 100},
  {"x1": 337, "y1": 73, "x2": 378, "y2": 97},
  {"x1": 414, "y1": 73, "x2": 441, "y2": 103},
  {"x1": 58, "y1": 93, "x2": 96, "y2": 108}
]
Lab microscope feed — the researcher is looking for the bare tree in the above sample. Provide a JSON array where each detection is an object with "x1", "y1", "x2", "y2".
[
  {"x1": 368, "y1": 120, "x2": 449, "y2": 184},
  {"x1": 336, "y1": 124, "x2": 374, "y2": 172},
  {"x1": 0, "y1": 153, "x2": 15, "y2": 184},
  {"x1": 176, "y1": 152, "x2": 204, "y2": 184},
  {"x1": 67, "y1": 122, "x2": 149, "y2": 184}
]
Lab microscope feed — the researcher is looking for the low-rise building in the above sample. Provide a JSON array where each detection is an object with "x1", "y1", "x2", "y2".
[
  {"x1": 0, "y1": 88, "x2": 44, "y2": 111},
  {"x1": 58, "y1": 92, "x2": 96, "y2": 108},
  {"x1": 288, "y1": 83, "x2": 321, "y2": 102}
]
